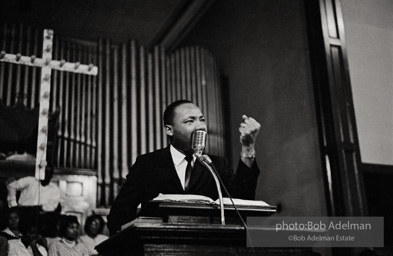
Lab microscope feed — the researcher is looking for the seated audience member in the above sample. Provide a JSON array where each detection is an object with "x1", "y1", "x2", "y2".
[
  {"x1": 7, "y1": 165, "x2": 61, "y2": 212},
  {"x1": 48, "y1": 215, "x2": 88, "y2": 256},
  {"x1": 7, "y1": 219, "x2": 47, "y2": 256},
  {"x1": 0, "y1": 207, "x2": 21, "y2": 240},
  {"x1": 79, "y1": 214, "x2": 108, "y2": 255}
]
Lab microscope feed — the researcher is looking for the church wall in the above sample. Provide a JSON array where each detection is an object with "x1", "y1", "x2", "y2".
[{"x1": 180, "y1": 0, "x2": 328, "y2": 217}]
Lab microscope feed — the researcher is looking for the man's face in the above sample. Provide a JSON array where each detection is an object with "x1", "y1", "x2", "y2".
[
  {"x1": 41, "y1": 167, "x2": 53, "y2": 186},
  {"x1": 166, "y1": 103, "x2": 207, "y2": 154}
]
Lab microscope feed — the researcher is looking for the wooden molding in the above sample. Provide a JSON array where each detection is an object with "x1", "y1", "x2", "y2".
[
  {"x1": 149, "y1": 0, "x2": 215, "y2": 51},
  {"x1": 361, "y1": 163, "x2": 393, "y2": 174},
  {"x1": 305, "y1": 0, "x2": 367, "y2": 217}
]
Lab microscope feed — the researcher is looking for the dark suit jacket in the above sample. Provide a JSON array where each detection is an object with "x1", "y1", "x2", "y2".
[{"x1": 107, "y1": 146, "x2": 260, "y2": 235}]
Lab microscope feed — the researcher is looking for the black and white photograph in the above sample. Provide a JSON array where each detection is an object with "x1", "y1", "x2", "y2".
[{"x1": 0, "y1": 0, "x2": 392, "y2": 255}]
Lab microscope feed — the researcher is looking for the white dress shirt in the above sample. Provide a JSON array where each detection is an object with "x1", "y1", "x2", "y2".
[
  {"x1": 7, "y1": 176, "x2": 61, "y2": 211},
  {"x1": 170, "y1": 145, "x2": 195, "y2": 190}
]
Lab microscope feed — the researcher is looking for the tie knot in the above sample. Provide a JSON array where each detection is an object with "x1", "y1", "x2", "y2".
[{"x1": 185, "y1": 154, "x2": 193, "y2": 163}]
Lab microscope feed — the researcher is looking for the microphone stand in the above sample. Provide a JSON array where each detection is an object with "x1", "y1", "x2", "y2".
[{"x1": 195, "y1": 154, "x2": 225, "y2": 225}]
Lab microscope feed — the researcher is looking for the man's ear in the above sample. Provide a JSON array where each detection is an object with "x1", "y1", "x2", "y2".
[{"x1": 165, "y1": 125, "x2": 173, "y2": 136}]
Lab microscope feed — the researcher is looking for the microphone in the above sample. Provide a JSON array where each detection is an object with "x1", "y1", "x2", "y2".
[
  {"x1": 191, "y1": 130, "x2": 207, "y2": 157},
  {"x1": 191, "y1": 130, "x2": 225, "y2": 225}
]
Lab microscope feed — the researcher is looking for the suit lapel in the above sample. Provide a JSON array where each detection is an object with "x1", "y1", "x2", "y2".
[{"x1": 160, "y1": 146, "x2": 184, "y2": 192}]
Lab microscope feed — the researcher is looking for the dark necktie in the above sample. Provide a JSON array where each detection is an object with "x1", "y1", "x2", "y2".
[{"x1": 184, "y1": 154, "x2": 193, "y2": 192}]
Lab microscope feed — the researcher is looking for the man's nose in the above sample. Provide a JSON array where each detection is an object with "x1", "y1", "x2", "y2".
[{"x1": 195, "y1": 122, "x2": 207, "y2": 131}]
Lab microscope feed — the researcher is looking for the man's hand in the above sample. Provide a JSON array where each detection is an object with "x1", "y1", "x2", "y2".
[
  {"x1": 239, "y1": 115, "x2": 260, "y2": 147},
  {"x1": 239, "y1": 115, "x2": 260, "y2": 168}
]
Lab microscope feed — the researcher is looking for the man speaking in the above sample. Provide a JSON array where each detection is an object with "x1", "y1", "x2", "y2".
[{"x1": 107, "y1": 100, "x2": 261, "y2": 235}]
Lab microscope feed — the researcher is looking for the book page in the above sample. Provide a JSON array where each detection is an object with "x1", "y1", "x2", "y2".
[
  {"x1": 152, "y1": 194, "x2": 271, "y2": 207},
  {"x1": 214, "y1": 197, "x2": 270, "y2": 207},
  {"x1": 152, "y1": 193, "x2": 214, "y2": 203}
]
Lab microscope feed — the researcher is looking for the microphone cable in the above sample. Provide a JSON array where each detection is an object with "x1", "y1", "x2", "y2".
[
  {"x1": 203, "y1": 156, "x2": 257, "y2": 256},
  {"x1": 191, "y1": 130, "x2": 256, "y2": 254}
]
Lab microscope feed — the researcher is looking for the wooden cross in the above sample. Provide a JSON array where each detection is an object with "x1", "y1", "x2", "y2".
[{"x1": 0, "y1": 29, "x2": 98, "y2": 180}]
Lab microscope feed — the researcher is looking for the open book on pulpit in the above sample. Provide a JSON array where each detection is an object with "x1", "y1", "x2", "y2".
[
  {"x1": 120, "y1": 194, "x2": 277, "y2": 230},
  {"x1": 152, "y1": 193, "x2": 271, "y2": 207},
  {"x1": 141, "y1": 193, "x2": 277, "y2": 224}
]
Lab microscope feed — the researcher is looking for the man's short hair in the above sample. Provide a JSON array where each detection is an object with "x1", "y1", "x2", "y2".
[{"x1": 163, "y1": 100, "x2": 193, "y2": 126}]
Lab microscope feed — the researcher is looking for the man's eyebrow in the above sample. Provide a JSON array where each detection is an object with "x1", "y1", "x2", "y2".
[
  {"x1": 183, "y1": 114, "x2": 204, "y2": 120},
  {"x1": 183, "y1": 116, "x2": 197, "y2": 120}
]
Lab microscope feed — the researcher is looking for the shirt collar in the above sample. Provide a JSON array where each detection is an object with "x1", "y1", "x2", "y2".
[
  {"x1": 61, "y1": 238, "x2": 78, "y2": 247},
  {"x1": 170, "y1": 145, "x2": 195, "y2": 167},
  {"x1": 170, "y1": 145, "x2": 186, "y2": 167}
]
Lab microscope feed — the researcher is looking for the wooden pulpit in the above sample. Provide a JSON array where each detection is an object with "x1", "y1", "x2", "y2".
[{"x1": 96, "y1": 201, "x2": 317, "y2": 256}]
